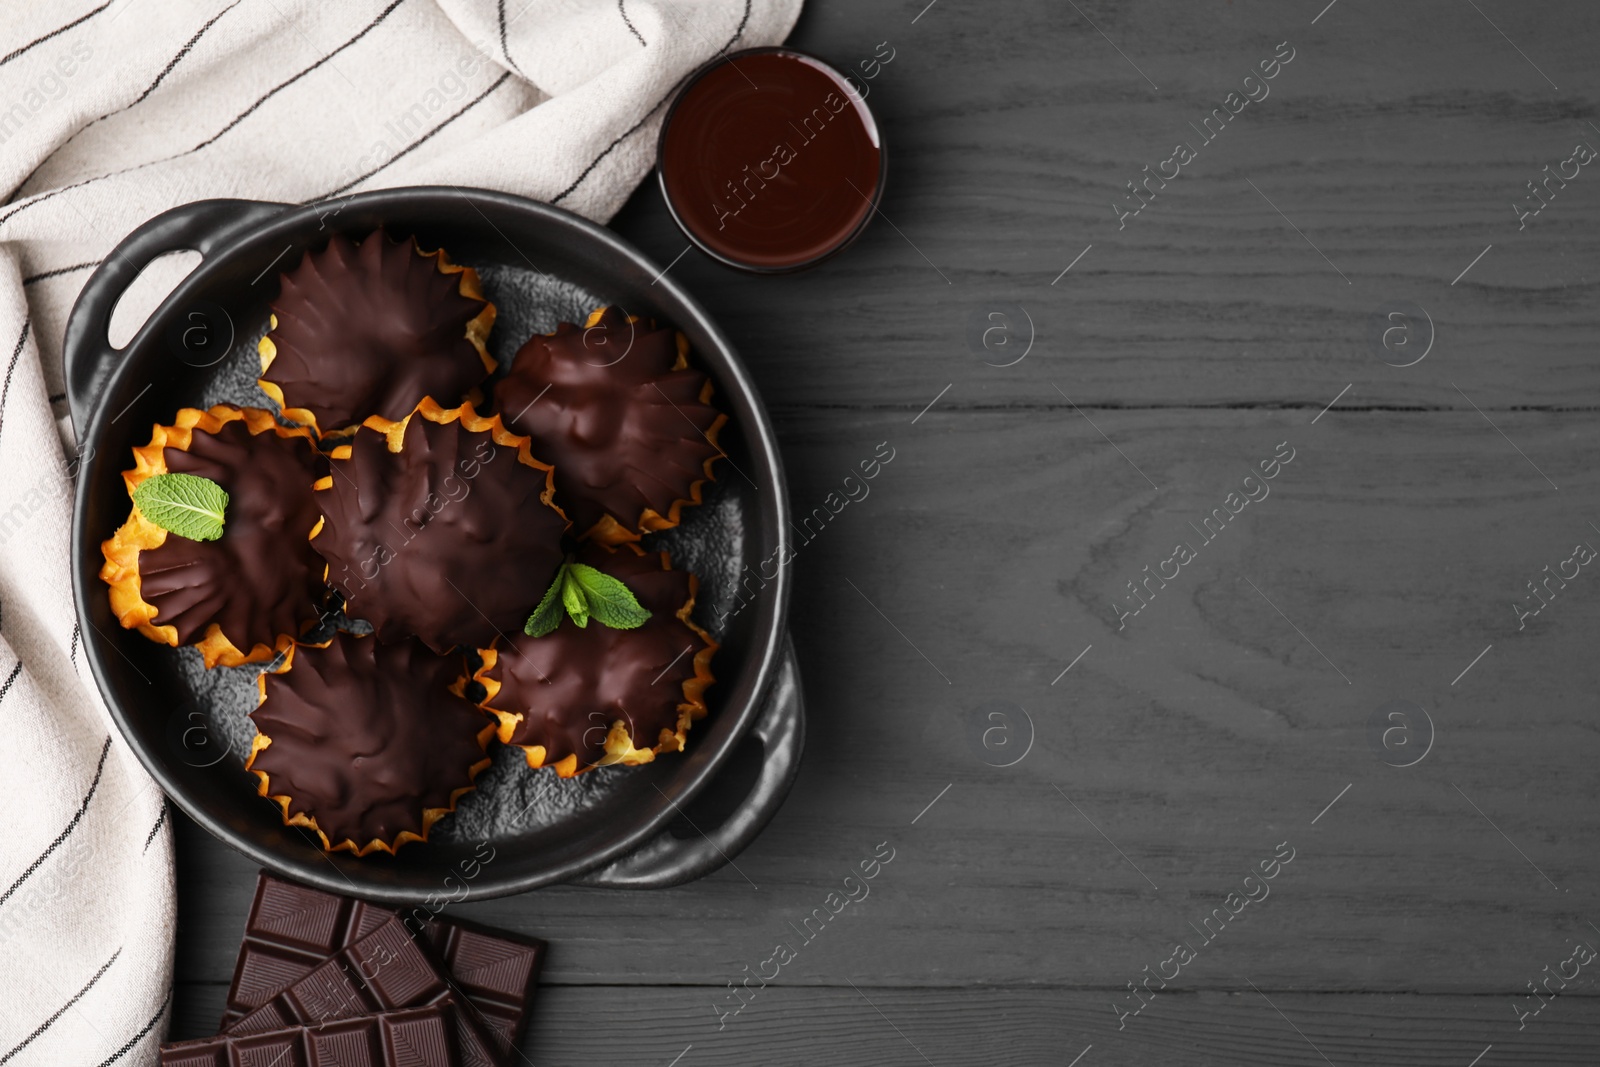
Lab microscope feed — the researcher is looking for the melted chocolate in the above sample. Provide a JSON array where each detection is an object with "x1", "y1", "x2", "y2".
[
  {"x1": 494, "y1": 309, "x2": 722, "y2": 537},
  {"x1": 312, "y1": 412, "x2": 567, "y2": 652},
  {"x1": 482, "y1": 543, "x2": 711, "y2": 765},
  {"x1": 659, "y1": 49, "x2": 883, "y2": 270},
  {"x1": 263, "y1": 231, "x2": 491, "y2": 432},
  {"x1": 251, "y1": 633, "x2": 489, "y2": 848},
  {"x1": 138, "y1": 419, "x2": 325, "y2": 649}
]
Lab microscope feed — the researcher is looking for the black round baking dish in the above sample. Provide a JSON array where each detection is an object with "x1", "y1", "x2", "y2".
[{"x1": 66, "y1": 188, "x2": 801, "y2": 903}]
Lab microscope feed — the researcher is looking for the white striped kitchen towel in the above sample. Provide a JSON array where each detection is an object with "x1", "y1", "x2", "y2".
[{"x1": 0, "y1": 0, "x2": 800, "y2": 1063}]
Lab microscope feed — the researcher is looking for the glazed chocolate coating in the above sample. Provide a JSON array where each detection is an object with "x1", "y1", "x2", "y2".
[
  {"x1": 265, "y1": 231, "x2": 489, "y2": 430},
  {"x1": 138, "y1": 420, "x2": 324, "y2": 648},
  {"x1": 494, "y1": 308, "x2": 722, "y2": 535},
  {"x1": 312, "y1": 413, "x2": 566, "y2": 652},
  {"x1": 251, "y1": 633, "x2": 488, "y2": 848},
  {"x1": 485, "y1": 544, "x2": 708, "y2": 764}
]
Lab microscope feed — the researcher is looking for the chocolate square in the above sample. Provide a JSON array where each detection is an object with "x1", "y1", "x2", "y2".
[
  {"x1": 222, "y1": 872, "x2": 546, "y2": 1063},
  {"x1": 160, "y1": 1007, "x2": 455, "y2": 1067}
]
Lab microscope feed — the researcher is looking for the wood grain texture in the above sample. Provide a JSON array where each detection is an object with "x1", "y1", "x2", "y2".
[
  {"x1": 619, "y1": 0, "x2": 1600, "y2": 409},
  {"x1": 522, "y1": 987, "x2": 1600, "y2": 1067},
  {"x1": 174, "y1": 982, "x2": 1600, "y2": 1066},
  {"x1": 172, "y1": 409, "x2": 1600, "y2": 1021},
  {"x1": 168, "y1": 0, "x2": 1600, "y2": 1062}
]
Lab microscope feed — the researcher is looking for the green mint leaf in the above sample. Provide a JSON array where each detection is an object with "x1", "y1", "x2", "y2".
[
  {"x1": 569, "y1": 563, "x2": 653, "y2": 630},
  {"x1": 523, "y1": 563, "x2": 567, "y2": 637},
  {"x1": 132, "y1": 473, "x2": 228, "y2": 542},
  {"x1": 523, "y1": 559, "x2": 656, "y2": 637},
  {"x1": 561, "y1": 568, "x2": 590, "y2": 628}
]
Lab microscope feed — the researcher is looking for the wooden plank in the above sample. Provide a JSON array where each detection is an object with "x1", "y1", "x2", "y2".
[
  {"x1": 174, "y1": 407, "x2": 1600, "y2": 1003},
  {"x1": 175, "y1": 982, "x2": 1600, "y2": 1065},
  {"x1": 164, "y1": 3, "x2": 1600, "y2": 1060},
  {"x1": 610, "y1": 0, "x2": 1600, "y2": 409}
]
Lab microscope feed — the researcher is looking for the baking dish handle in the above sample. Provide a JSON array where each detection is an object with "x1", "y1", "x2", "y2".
[
  {"x1": 574, "y1": 636, "x2": 804, "y2": 889},
  {"x1": 63, "y1": 198, "x2": 291, "y2": 435}
]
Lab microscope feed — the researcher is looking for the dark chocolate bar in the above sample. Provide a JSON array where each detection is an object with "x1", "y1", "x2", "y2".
[
  {"x1": 230, "y1": 914, "x2": 501, "y2": 1067},
  {"x1": 223, "y1": 873, "x2": 395, "y2": 1025},
  {"x1": 416, "y1": 916, "x2": 545, "y2": 1057},
  {"x1": 224, "y1": 872, "x2": 545, "y2": 1061},
  {"x1": 161, "y1": 1005, "x2": 457, "y2": 1066}
]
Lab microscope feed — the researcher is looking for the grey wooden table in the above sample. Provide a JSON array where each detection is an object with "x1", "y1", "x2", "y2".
[{"x1": 170, "y1": 2, "x2": 1600, "y2": 1063}]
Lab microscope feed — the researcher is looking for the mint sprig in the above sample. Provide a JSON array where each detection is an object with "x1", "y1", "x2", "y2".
[
  {"x1": 525, "y1": 558, "x2": 652, "y2": 637},
  {"x1": 132, "y1": 473, "x2": 228, "y2": 542}
]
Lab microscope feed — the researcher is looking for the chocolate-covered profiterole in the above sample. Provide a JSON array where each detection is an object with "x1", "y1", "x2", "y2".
[
  {"x1": 248, "y1": 633, "x2": 495, "y2": 855},
  {"x1": 495, "y1": 307, "x2": 724, "y2": 543},
  {"x1": 312, "y1": 401, "x2": 567, "y2": 652},
  {"x1": 474, "y1": 543, "x2": 716, "y2": 776},
  {"x1": 100, "y1": 406, "x2": 326, "y2": 669},
  {"x1": 659, "y1": 48, "x2": 884, "y2": 272},
  {"x1": 258, "y1": 230, "x2": 496, "y2": 436}
]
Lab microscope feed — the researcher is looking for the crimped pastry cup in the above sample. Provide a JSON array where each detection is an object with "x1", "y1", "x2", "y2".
[
  {"x1": 308, "y1": 397, "x2": 570, "y2": 652},
  {"x1": 99, "y1": 404, "x2": 321, "y2": 669},
  {"x1": 498, "y1": 306, "x2": 727, "y2": 546},
  {"x1": 247, "y1": 635, "x2": 496, "y2": 856},
  {"x1": 258, "y1": 234, "x2": 496, "y2": 439},
  {"x1": 472, "y1": 543, "x2": 717, "y2": 777},
  {"x1": 582, "y1": 309, "x2": 727, "y2": 545}
]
